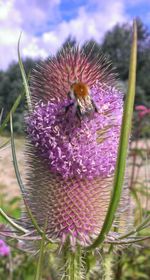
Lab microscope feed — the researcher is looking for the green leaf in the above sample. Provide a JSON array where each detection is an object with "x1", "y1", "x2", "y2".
[
  {"x1": 18, "y1": 33, "x2": 32, "y2": 112},
  {"x1": 131, "y1": 188, "x2": 142, "y2": 224},
  {"x1": 0, "y1": 139, "x2": 10, "y2": 150},
  {"x1": 0, "y1": 94, "x2": 22, "y2": 134},
  {"x1": 89, "y1": 20, "x2": 137, "y2": 249},
  {"x1": 85, "y1": 252, "x2": 97, "y2": 274},
  {"x1": 10, "y1": 112, "x2": 25, "y2": 194},
  {"x1": 136, "y1": 256, "x2": 146, "y2": 264},
  {"x1": 34, "y1": 220, "x2": 47, "y2": 280},
  {"x1": 134, "y1": 272, "x2": 149, "y2": 279}
]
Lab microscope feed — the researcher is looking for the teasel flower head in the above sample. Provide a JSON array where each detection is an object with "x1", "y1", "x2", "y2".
[{"x1": 25, "y1": 45, "x2": 124, "y2": 248}]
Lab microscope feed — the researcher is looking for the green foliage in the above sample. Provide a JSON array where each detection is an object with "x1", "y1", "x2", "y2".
[
  {"x1": 114, "y1": 247, "x2": 150, "y2": 280},
  {"x1": 59, "y1": 35, "x2": 77, "y2": 50},
  {"x1": 101, "y1": 23, "x2": 131, "y2": 80},
  {"x1": 0, "y1": 194, "x2": 21, "y2": 223},
  {"x1": 0, "y1": 194, "x2": 56, "y2": 280},
  {"x1": 0, "y1": 249, "x2": 37, "y2": 280},
  {"x1": 0, "y1": 58, "x2": 37, "y2": 134},
  {"x1": 101, "y1": 18, "x2": 150, "y2": 106}
]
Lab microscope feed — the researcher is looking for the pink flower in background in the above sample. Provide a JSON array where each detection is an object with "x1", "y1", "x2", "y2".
[
  {"x1": 135, "y1": 105, "x2": 150, "y2": 118},
  {"x1": 0, "y1": 239, "x2": 10, "y2": 257}
]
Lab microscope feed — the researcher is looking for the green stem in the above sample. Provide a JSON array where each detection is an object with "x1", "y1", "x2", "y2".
[
  {"x1": 34, "y1": 219, "x2": 47, "y2": 280},
  {"x1": 118, "y1": 215, "x2": 150, "y2": 240},
  {"x1": 86, "y1": 273, "x2": 90, "y2": 280},
  {"x1": 18, "y1": 33, "x2": 32, "y2": 112},
  {"x1": 106, "y1": 236, "x2": 150, "y2": 245},
  {"x1": 131, "y1": 188, "x2": 142, "y2": 224},
  {"x1": 103, "y1": 254, "x2": 114, "y2": 280},
  {"x1": 0, "y1": 208, "x2": 28, "y2": 233},
  {"x1": 89, "y1": 20, "x2": 137, "y2": 250},
  {"x1": 0, "y1": 94, "x2": 22, "y2": 134},
  {"x1": 115, "y1": 252, "x2": 122, "y2": 280},
  {"x1": 64, "y1": 245, "x2": 82, "y2": 280}
]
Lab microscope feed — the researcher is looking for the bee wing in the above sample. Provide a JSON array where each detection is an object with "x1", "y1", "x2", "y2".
[
  {"x1": 68, "y1": 90, "x2": 75, "y2": 100},
  {"x1": 86, "y1": 89, "x2": 99, "y2": 113}
]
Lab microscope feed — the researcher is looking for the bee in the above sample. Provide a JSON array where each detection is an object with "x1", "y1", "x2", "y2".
[{"x1": 65, "y1": 82, "x2": 98, "y2": 119}]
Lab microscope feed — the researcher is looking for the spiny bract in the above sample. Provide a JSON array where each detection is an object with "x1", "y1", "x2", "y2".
[{"x1": 25, "y1": 44, "x2": 123, "y2": 247}]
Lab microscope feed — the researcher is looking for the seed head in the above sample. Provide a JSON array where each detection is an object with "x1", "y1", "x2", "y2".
[{"x1": 25, "y1": 45, "x2": 123, "y2": 247}]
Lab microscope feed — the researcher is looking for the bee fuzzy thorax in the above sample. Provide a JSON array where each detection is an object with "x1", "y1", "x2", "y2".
[
  {"x1": 71, "y1": 82, "x2": 89, "y2": 98},
  {"x1": 68, "y1": 82, "x2": 98, "y2": 118}
]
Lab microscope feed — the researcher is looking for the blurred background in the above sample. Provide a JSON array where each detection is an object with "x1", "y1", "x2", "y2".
[
  {"x1": 0, "y1": 0, "x2": 150, "y2": 134},
  {"x1": 0, "y1": 0, "x2": 150, "y2": 279}
]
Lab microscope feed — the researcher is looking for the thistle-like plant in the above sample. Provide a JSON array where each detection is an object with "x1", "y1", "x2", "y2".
[{"x1": 1, "y1": 21, "x2": 150, "y2": 280}]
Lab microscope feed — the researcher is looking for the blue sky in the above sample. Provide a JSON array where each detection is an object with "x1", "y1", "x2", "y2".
[{"x1": 0, "y1": 0, "x2": 150, "y2": 70}]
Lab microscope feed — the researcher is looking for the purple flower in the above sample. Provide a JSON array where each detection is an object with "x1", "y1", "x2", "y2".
[
  {"x1": 27, "y1": 83, "x2": 122, "y2": 180},
  {"x1": 0, "y1": 239, "x2": 10, "y2": 257},
  {"x1": 25, "y1": 45, "x2": 123, "y2": 247}
]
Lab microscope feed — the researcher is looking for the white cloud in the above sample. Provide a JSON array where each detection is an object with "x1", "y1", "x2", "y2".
[
  {"x1": 126, "y1": 0, "x2": 149, "y2": 5},
  {"x1": 22, "y1": 36, "x2": 48, "y2": 59},
  {"x1": 15, "y1": 0, "x2": 61, "y2": 34},
  {"x1": 40, "y1": 1, "x2": 128, "y2": 52},
  {"x1": 0, "y1": 0, "x2": 22, "y2": 69},
  {"x1": 0, "y1": 0, "x2": 60, "y2": 69},
  {"x1": 0, "y1": 0, "x2": 129, "y2": 70}
]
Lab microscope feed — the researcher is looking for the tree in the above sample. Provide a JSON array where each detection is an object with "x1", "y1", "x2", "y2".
[
  {"x1": 0, "y1": 58, "x2": 37, "y2": 134},
  {"x1": 101, "y1": 18, "x2": 150, "y2": 106}
]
